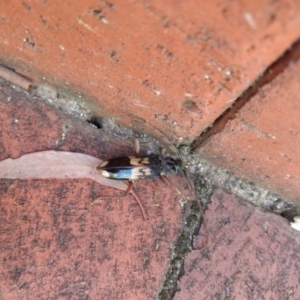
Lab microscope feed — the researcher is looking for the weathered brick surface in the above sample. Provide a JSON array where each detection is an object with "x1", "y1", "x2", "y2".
[
  {"x1": 1, "y1": 1, "x2": 300, "y2": 141},
  {"x1": 175, "y1": 189, "x2": 300, "y2": 300},
  {"x1": 1, "y1": 1, "x2": 300, "y2": 299},
  {"x1": 199, "y1": 58, "x2": 300, "y2": 203},
  {"x1": 0, "y1": 81, "x2": 186, "y2": 300}
]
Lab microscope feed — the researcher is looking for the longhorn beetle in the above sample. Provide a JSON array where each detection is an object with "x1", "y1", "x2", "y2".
[
  {"x1": 92, "y1": 138, "x2": 192, "y2": 220},
  {"x1": 92, "y1": 138, "x2": 209, "y2": 249}
]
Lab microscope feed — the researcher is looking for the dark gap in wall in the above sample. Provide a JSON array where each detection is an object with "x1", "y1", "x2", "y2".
[{"x1": 86, "y1": 116, "x2": 103, "y2": 129}]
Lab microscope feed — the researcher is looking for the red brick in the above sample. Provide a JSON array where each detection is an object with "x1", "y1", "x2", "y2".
[
  {"x1": 1, "y1": 1, "x2": 300, "y2": 141},
  {"x1": 0, "y1": 80, "x2": 186, "y2": 299},
  {"x1": 199, "y1": 58, "x2": 300, "y2": 203},
  {"x1": 175, "y1": 189, "x2": 300, "y2": 299}
]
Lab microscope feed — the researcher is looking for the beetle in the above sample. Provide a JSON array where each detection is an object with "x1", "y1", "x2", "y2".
[
  {"x1": 92, "y1": 138, "x2": 208, "y2": 248},
  {"x1": 91, "y1": 139, "x2": 188, "y2": 220},
  {"x1": 97, "y1": 155, "x2": 181, "y2": 181}
]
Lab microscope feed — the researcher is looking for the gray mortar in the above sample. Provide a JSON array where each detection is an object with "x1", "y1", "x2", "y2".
[
  {"x1": 157, "y1": 176, "x2": 212, "y2": 300},
  {"x1": 183, "y1": 153, "x2": 300, "y2": 221},
  {"x1": 33, "y1": 84, "x2": 162, "y2": 154}
]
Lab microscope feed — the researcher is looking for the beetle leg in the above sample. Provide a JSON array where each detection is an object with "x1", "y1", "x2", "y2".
[
  {"x1": 160, "y1": 147, "x2": 166, "y2": 157},
  {"x1": 134, "y1": 137, "x2": 140, "y2": 156},
  {"x1": 162, "y1": 174, "x2": 209, "y2": 250},
  {"x1": 180, "y1": 168, "x2": 195, "y2": 192},
  {"x1": 91, "y1": 182, "x2": 134, "y2": 204},
  {"x1": 129, "y1": 185, "x2": 147, "y2": 220},
  {"x1": 182, "y1": 176, "x2": 209, "y2": 251},
  {"x1": 91, "y1": 181, "x2": 147, "y2": 220}
]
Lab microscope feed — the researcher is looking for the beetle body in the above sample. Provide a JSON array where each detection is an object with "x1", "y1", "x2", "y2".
[
  {"x1": 97, "y1": 154, "x2": 181, "y2": 181},
  {"x1": 93, "y1": 139, "x2": 185, "y2": 220}
]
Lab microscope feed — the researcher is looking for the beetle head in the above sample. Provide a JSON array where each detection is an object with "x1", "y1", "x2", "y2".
[{"x1": 161, "y1": 156, "x2": 181, "y2": 176}]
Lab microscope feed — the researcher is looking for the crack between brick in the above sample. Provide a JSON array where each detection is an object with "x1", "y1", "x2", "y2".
[
  {"x1": 190, "y1": 38, "x2": 300, "y2": 151},
  {"x1": 156, "y1": 177, "x2": 212, "y2": 300}
]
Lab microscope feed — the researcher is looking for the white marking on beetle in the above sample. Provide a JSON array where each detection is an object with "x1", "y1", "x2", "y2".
[
  {"x1": 129, "y1": 157, "x2": 144, "y2": 166},
  {"x1": 100, "y1": 170, "x2": 110, "y2": 178},
  {"x1": 290, "y1": 216, "x2": 300, "y2": 231},
  {"x1": 99, "y1": 160, "x2": 109, "y2": 167}
]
